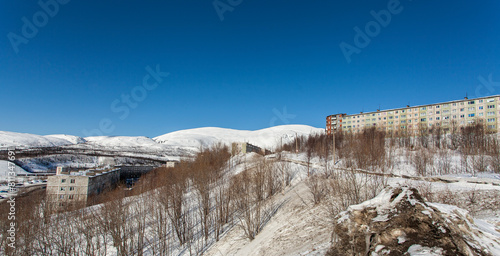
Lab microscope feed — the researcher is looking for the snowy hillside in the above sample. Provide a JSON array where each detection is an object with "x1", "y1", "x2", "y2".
[
  {"x1": 84, "y1": 136, "x2": 166, "y2": 150},
  {"x1": 0, "y1": 125, "x2": 323, "y2": 153},
  {"x1": 0, "y1": 160, "x2": 30, "y2": 177},
  {"x1": 154, "y1": 125, "x2": 323, "y2": 151},
  {"x1": 0, "y1": 131, "x2": 85, "y2": 149}
]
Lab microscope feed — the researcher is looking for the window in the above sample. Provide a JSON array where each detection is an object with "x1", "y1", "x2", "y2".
[
  {"x1": 436, "y1": 111, "x2": 440, "y2": 114},
  {"x1": 479, "y1": 113, "x2": 484, "y2": 116},
  {"x1": 60, "y1": 187, "x2": 65, "y2": 191},
  {"x1": 453, "y1": 115, "x2": 457, "y2": 119},
  {"x1": 487, "y1": 98, "x2": 495, "y2": 102},
  {"x1": 61, "y1": 179, "x2": 66, "y2": 183},
  {"x1": 460, "y1": 108, "x2": 464, "y2": 112},
  {"x1": 421, "y1": 107, "x2": 426, "y2": 110},
  {"x1": 488, "y1": 118, "x2": 496, "y2": 122},
  {"x1": 468, "y1": 113, "x2": 475, "y2": 117},
  {"x1": 421, "y1": 118, "x2": 426, "y2": 122},
  {"x1": 429, "y1": 118, "x2": 433, "y2": 121},
  {"x1": 468, "y1": 107, "x2": 475, "y2": 111},
  {"x1": 488, "y1": 111, "x2": 495, "y2": 116},
  {"x1": 436, "y1": 105, "x2": 440, "y2": 109},
  {"x1": 452, "y1": 103, "x2": 457, "y2": 106},
  {"x1": 436, "y1": 117, "x2": 440, "y2": 120},
  {"x1": 460, "y1": 114, "x2": 465, "y2": 118},
  {"x1": 59, "y1": 195, "x2": 64, "y2": 199},
  {"x1": 444, "y1": 116, "x2": 449, "y2": 120},
  {"x1": 69, "y1": 195, "x2": 74, "y2": 200},
  {"x1": 479, "y1": 99, "x2": 483, "y2": 103},
  {"x1": 468, "y1": 101, "x2": 475, "y2": 105},
  {"x1": 488, "y1": 125, "x2": 496, "y2": 129},
  {"x1": 479, "y1": 106, "x2": 484, "y2": 110},
  {"x1": 70, "y1": 179, "x2": 75, "y2": 183},
  {"x1": 488, "y1": 105, "x2": 496, "y2": 109},
  {"x1": 421, "y1": 112, "x2": 426, "y2": 116},
  {"x1": 69, "y1": 187, "x2": 75, "y2": 191}
]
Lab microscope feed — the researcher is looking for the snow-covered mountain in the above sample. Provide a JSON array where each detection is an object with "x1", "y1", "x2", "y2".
[
  {"x1": 0, "y1": 131, "x2": 86, "y2": 149},
  {"x1": 0, "y1": 125, "x2": 323, "y2": 152},
  {"x1": 153, "y1": 125, "x2": 323, "y2": 151}
]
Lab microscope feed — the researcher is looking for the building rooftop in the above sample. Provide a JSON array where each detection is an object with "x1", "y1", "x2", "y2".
[{"x1": 328, "y1": 94, "x2": 500, "y2": 118}]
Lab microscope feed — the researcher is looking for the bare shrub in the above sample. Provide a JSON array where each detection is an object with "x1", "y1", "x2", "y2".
[{"x1": 306, "y1": 174, "x2": 328, "y2": 205}]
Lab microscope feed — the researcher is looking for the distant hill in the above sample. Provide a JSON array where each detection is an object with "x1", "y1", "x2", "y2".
[{"x1": 0, "y1": 125, "x2": 323, "y2": 152}]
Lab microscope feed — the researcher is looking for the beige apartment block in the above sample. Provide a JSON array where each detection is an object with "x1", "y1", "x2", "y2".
[
  {"x1": 326, "y1": 95, "x2": 500, "y2": 135},
  {"x1": 46, "y1": 166, "x2": 120, "y2": 211}
]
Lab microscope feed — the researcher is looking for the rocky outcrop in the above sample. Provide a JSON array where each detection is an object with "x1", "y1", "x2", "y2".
[{"x1": 328, "y1": 186, "x2": 500, "y2": 256}]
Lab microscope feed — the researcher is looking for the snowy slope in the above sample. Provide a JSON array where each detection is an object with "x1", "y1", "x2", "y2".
[
  {"x1": 0, "y1": 131, "x2": 85, "y2": 149},
  {"x1": 0, "y1": 125, "x2": 323, "y2": 152},
  {"x1": 0, "y1": 160, "x2": 31, "y2": 177},
  {"x1": 154, "y1": 125, "x2": 323, "y2": 151},
  {"x1": 84, "y1": 136, "x2": 165, "y2": 149}
]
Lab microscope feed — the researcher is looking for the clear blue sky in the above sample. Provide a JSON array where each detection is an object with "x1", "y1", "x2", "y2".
[{"x1": 1, "y1": 0, "x2": 499, "y2": 137}]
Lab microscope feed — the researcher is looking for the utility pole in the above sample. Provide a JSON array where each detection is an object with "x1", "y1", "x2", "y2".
[{"x1": 332, "y1": 127, "x2": 336, "y2": 168}]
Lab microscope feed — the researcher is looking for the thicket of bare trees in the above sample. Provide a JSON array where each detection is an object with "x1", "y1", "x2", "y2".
[
  {"x1": 282, "y1": 122, "x2": 499, "y2": 177},
  {"x1": 230, "y1": 157, "x2": 283, "y2": 240},
  {"x1": 0, "y1": 142, "x2": 294, "y2": 255}
]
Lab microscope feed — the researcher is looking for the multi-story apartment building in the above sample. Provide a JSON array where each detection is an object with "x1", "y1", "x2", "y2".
[
  {"x1": 46, "y1": 166, "x2": 120, "y2": 211},
  {"x1": 326, "y1": 95, "x2": 500, "y2": 135}
]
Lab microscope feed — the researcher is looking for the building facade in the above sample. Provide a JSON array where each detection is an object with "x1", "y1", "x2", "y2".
[
  {"x1": 326, "y1": 95, "x2": 500, "y2": 135},
  {"x1": 231, "y1": 142, "x2": 270, "y2": 155},
  {"x1": 46, "y1": 167, "x2": 120, "y2": 211}
]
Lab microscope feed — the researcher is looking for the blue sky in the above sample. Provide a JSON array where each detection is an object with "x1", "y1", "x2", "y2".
[{"x1": 1, "y1": 0, "x2": 499, "y2": 137}]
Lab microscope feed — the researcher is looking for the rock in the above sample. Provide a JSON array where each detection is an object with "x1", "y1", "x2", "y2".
[{"x1": 327, "y1": 186, "x2": 500, "y2": 256}]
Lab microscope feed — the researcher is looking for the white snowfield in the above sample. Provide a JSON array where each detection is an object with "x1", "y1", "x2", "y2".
[
  {"x1": 0, "y1": 131, "x2": 86, "y2": 149},
  {"x1": 153, "y1": 125, "x2": 324, "y2": 151},
  {"x1": 0, "y1": 160, "x2": 30, "y2": 177},
  {"x1": 0, "y1": 125, "x2": 323, "y2": 152}
]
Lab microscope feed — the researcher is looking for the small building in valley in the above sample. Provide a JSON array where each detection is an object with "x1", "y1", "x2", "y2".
[{"x1": 231, "y1": 142, "x2": 270, "y2": 155}]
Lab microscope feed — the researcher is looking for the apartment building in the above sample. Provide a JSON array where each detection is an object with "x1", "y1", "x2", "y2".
[
  {"x1": 46, "y1": 166, "x2": 120, "y2": 211},
  {"x1": 326, "y1": 95, "x2": 500, "y2": 135}
]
